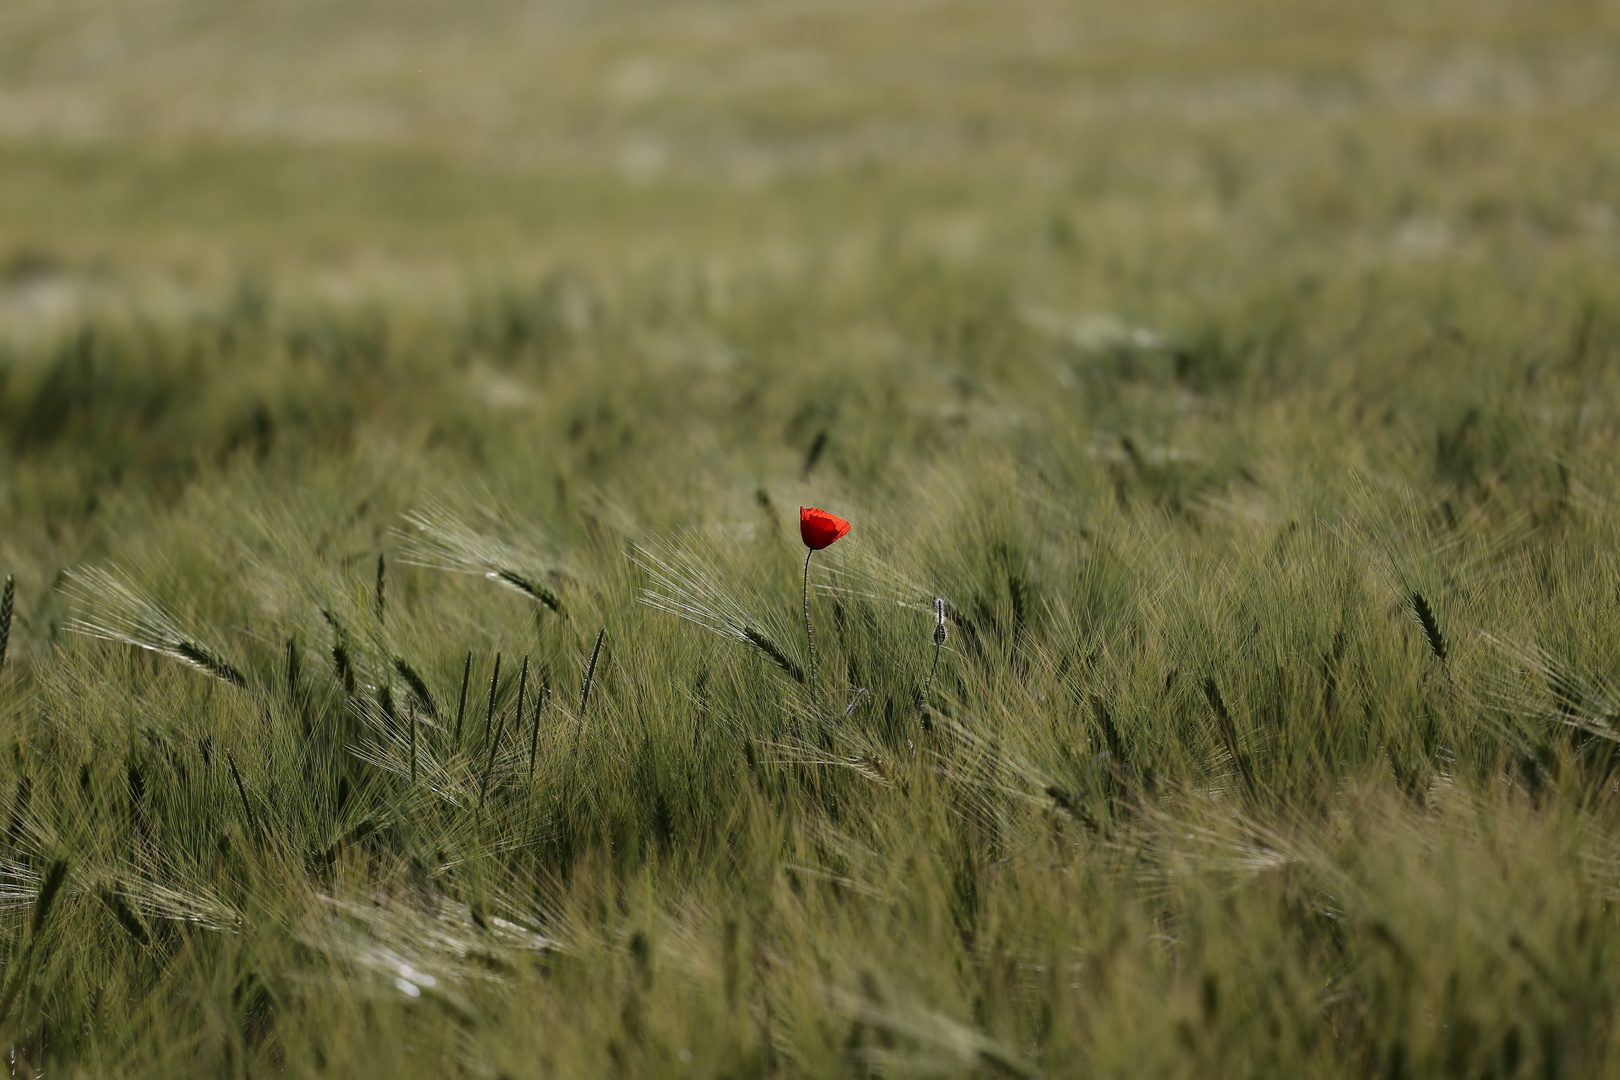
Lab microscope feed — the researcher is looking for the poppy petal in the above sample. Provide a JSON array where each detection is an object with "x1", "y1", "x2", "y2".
[{"x1": 800, "y1": 507, "x2": 851, "y2": 550}]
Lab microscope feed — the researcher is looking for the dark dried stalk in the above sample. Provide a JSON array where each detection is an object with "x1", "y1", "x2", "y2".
[
  {"x1": 375, "y1": 552, "x2": 387, "y2": 623},
  {"x1": 484, "y1": 653, "x2": 502, "y2": 744},
  {"x1": 480, "y1": 660, "x2": 524, "y2": 816},
  {"x1": 572, "y1": 629, "x2": 606, "y2": 759},
  {"x1": 478, "y1": 705, "x2": 508, "y2": 815},
  {"x1": 514, "y1": 655, "x2": 529, "y2": 747},
  {"x1": 529, "y1": 667, "x2": 550, "y2": 779},
  {"x1": 454, "y1": 650, "x2": 472, "y2": 744},
  {"x1": 285, "y1": 637, "x2": 302, "y2": 704},
  {"x1": 409, "y1": 699, "x2": 418, "y2": 786},
  {"x1": 579, "y1": 629, "x2": 605, "y2": 718},
  {"x1": 0, "y1": 573, "x2": 14, "y2": 672}
]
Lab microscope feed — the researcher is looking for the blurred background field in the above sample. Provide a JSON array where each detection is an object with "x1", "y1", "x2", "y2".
[
  {"x1": 3, "y1": 1, "x2": 1620, "y2": 1077},
  {"x1": 3, "y1": 0, "x2": 1617, "y2": 309}
]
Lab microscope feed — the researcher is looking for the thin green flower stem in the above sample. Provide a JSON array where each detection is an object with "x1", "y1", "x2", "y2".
[{"x1": 802, "y1": 548, "x2": 817, "y2": 688}]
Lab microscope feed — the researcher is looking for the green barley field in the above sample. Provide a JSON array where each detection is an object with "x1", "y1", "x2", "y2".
[{"x1": 3, "y1": 0, "x2": 1620, "y2": 1075}]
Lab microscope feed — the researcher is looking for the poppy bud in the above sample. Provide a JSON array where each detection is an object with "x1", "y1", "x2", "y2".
[{"x1": 799, "y1": 507, "x2": 851, "y2": 551}]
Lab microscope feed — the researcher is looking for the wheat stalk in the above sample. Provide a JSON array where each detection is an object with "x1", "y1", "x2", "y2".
[
  {"x1": 633, "y1": 540, "x2": 805, "y2": 683},
  {"x1": 398, "y1": 501, "x2": 565, "y2": 613},
  {"x1": 64, "y1": 567, "x2": 247, "y2": 689},
  {"x1": 393, "y1": 657, "x2": 440, "y2": 720}
]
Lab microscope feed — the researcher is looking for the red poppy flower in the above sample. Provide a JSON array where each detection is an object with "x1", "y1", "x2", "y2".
[{"x1": 800, "y1": 507, "x2": 850, "y2": 550}]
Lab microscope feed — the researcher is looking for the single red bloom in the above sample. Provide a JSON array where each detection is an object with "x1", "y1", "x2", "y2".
[{"x1": 800, "y1": 507, "x2": 851, "y2": 550}]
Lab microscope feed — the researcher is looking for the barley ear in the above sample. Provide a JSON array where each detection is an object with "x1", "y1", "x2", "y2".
[
  {"x1": 580, "y1": 628, "x2": 606, "y2": 717},
  {"x1": 922, "y1": 596, "x2": 949, "y2": 717},
  {"x1": 742, "y1": 627, "x2": 805, "y2": 683},
  {"x1": 1410, "y1": 591, "x2": 1448, "y2": 663},
  {"x1": 0, "y1": 856, "x2": 68, "y2": 1025},
  {"x1": 393, "y1": 657, "x2": 440, "y2": 720},
  {"x1": 572, "y1": 630, "x2": 605, "y2": 761},
  {"x1": 226, "y1": 751, "x2": 258, "y2": 839},
  {"x1": 31, "y1": 858, "x2": 68, "y2": 937},
  {"x1": 1204, "y1": 676, "x2": 1257, "y2": 797}
]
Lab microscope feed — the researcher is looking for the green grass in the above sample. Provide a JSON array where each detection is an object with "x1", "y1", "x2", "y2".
[{"x1": 4, "y1": 0, "x2": 1620, "y2": 1075}]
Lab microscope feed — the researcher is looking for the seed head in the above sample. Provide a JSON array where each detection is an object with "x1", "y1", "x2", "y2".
[{"x1": 933, "y1": 598, "x2": 949, "y2": 647}]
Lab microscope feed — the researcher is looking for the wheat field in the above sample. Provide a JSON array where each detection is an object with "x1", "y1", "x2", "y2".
[{"x1": 3, "y1": 0, "x2": 1620, "y2": 1076}]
